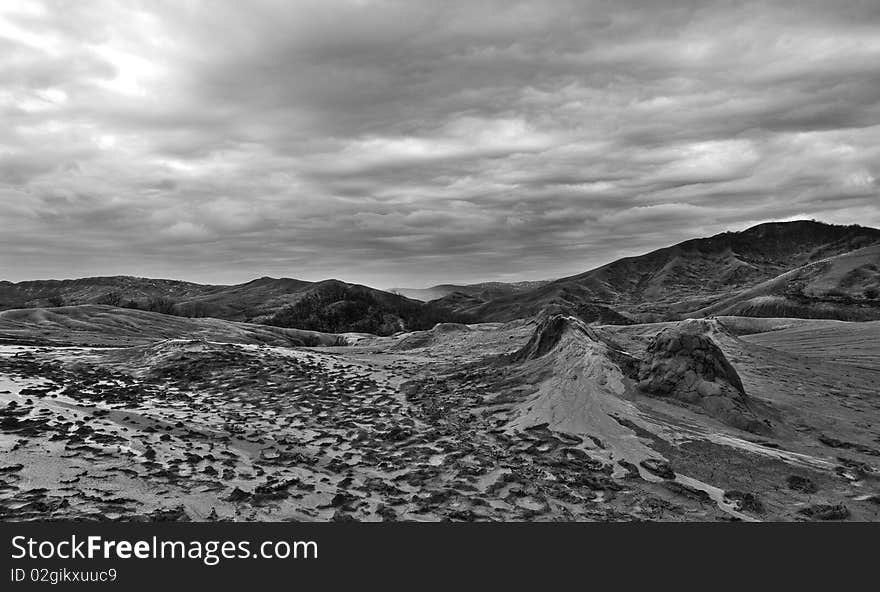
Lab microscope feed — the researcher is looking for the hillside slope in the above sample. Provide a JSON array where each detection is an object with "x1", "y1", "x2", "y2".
[
  {"x1": 391, "y1": 280, "x2": 551, "y2": 303},
  {"x1": 438, "y1": 221, "x2": 880, "y2": 323},
  {"x1": 0, "y1": 276, "x2": 447, "y2": 335},
  {"x1": 434, "y1": 282, "x2": 635, "y2": 324},
  {"x1": 0, "y1": 305, "x2": 344, "y2": 347},
  {"x1": 739, "y1": 319, "x2": 880, "y2": 370},
  {"x1": 0, "y1": 276, "x2": 221, "y2": 310},
  {"x1": 691, "y1": 244, "x2": 880, "y2": 321},
  {"x1": 259, "y1": 279, "x2": 462, "y2": 334}
]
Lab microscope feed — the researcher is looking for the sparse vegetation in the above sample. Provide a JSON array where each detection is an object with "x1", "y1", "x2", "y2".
[
  {"x1": 96, "y1": 291, "x2": 123, "y2": 306},
  {"x1": 114, "y1": 296, "x2": 179, "y2": 315},
  {"x1": 264, "y1": 283, "x2": 470, "y2": 335},
  {"x1": 145, "y1": 296, "x2": 177, "y2": 315},
  {"x1": 174, "y1": 301, "x2": 211, "y2": 318}
]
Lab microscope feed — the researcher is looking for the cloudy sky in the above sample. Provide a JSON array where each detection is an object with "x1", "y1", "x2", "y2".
[{"x1": 2, "y1": 0, "x2": 879, "y2": 287}]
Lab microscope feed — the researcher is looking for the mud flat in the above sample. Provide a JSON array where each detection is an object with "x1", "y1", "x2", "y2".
[{"x1": 1, "y1": 314, "x2": 878, "y2": 522}]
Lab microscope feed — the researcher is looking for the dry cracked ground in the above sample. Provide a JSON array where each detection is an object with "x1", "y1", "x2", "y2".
[{"x1": 1, "y1": 313, "x2": 878, "y2": 522}]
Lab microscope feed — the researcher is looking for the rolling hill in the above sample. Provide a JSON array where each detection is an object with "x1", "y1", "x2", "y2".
[
  {"x1": 432, "y1": 282, "x2": 635, "y2": 324},
  {"x1": 691, "y1": 244, "x2": 880, "y2": 321},
  {"x1": 0, "y1": 276, "x2": 220, "y2": 311},
  {"x1": 434, "y1": 221, "x2": 880, "y2": 323},
  {"x1": 390, "y1": 280, "x2": 551, "y2": 303},
  {"x1": 0, "y1": 305, "x2": 345, "y2": 347},
  {"x1": 0, "y1": 276, "x2": 452, "y2": 336}
]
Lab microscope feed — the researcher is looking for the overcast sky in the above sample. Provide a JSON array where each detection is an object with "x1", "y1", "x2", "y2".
[{"x1": 2, "y1": 0, "x2": 879, "y2": 288}]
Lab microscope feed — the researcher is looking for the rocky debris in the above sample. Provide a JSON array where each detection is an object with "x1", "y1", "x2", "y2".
[
  {"x1": 786, "y1": 475, "x2": 818, "y2": 493},
  {"x1": 664, "y1": 481, "x2": 713, "y2": 504},
  {"x1": 382, "y1": 426, "x2": 413, "y2": 442},
  {"x1": 0, "y1": 488, "x2": 70, "y2": 520},
  {"x1": 331, "y1": 509, "x2": 358, "y2": 522},
  {"x1": 375, "y1": 503, "x2": 398, "y2": 521},
  {"x1": 637, "y1": 321, "x2": 767, "y2": 433},
  {"x1": 617, "y1": 460, "x2": 640, "y2": 478},
  {"x1": 797, "y1": 503, "x2": 850, "y2": 521},
  {"x1": 819, "y1": 435, "x2": 880, "y2": 457},
  {"x1": 724, "y1": 490, "x2": 765, "y2": 514},
  {"x1": 135, "y1": 506, "x2": 190, "y2": 522},
  {"x1": 639, "y1": 458, "x2": 676, "y2": 480},
  {"x1": 226, "y1": 487, "x2": 251, "y2": 502},
  {"x1": 251, "y1": 478, "x2": 300, "y2": 504},
  {"x1": 605, "y1": 347, "x2": 641, "y2": 380}
]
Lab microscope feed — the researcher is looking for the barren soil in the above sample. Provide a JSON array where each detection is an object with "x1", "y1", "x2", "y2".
[{"x1": 1, "y1": 311, "x2": 877, "y2": 521}]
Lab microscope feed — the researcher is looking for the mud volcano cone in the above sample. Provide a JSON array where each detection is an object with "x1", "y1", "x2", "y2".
[
  {"x1": 511, "y1": 314, "x2": 601, "y2": 361},
  {"x1": 637, "y1": 321, "x2": 767, "y2": 433}
]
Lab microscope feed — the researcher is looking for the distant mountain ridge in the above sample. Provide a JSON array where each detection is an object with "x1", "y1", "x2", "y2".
[
  {"x1": 389, "y1": 280, "x2": 552, "y2": 303},
  {"x1": 3, "y1": 220, "x2": 879, "y2": 331},
  {"x1": 432, "y1": 220, "x2": 880, "y2": 323}
]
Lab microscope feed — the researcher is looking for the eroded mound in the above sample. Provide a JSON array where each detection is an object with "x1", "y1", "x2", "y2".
[
  {"x1": 391, "y1": 322, "x2": 474, "y2": 351},
  {"x1": 511, "y1": 314, "x2": 600, "y2": 361},
  {"x1": 637, "y1": 321, "x2": 767, "y2": 433},
  {"x1": 432, "y1": 322, "x2": 472, "y2": 333},
  {"x1": 104, "y1": 339, "x2": 253, "y2": 381}
]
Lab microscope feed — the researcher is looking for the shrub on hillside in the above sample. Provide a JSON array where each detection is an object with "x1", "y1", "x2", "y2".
[
  {"x1": 145, "y1": 297, "x2": 177, "y2": 315},
  {"x1": 97, "y1": 291, "x2": 123, "y2": 306},
  {"x1": 264, "y1": 286, "x2": 471, "y2": 335}
]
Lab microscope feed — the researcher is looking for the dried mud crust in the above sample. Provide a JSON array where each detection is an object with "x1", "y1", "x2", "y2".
[
  {"x1": 1, "y1": 342, "x2": 724, "y2": 522},
  {"x1": 2, "y1": 311, "x2": 879, "y2": 523},
  {"x1": 609, "y1": 414, "x2": 880, "y2": 521},
  {"x1": 399, "y1": 367, "x2": 730, "y2": 521}
]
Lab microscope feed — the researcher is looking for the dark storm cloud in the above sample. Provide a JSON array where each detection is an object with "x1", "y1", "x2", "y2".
[{"x1": 1, "y1": 0, "x2": 879, "y2": 287}]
